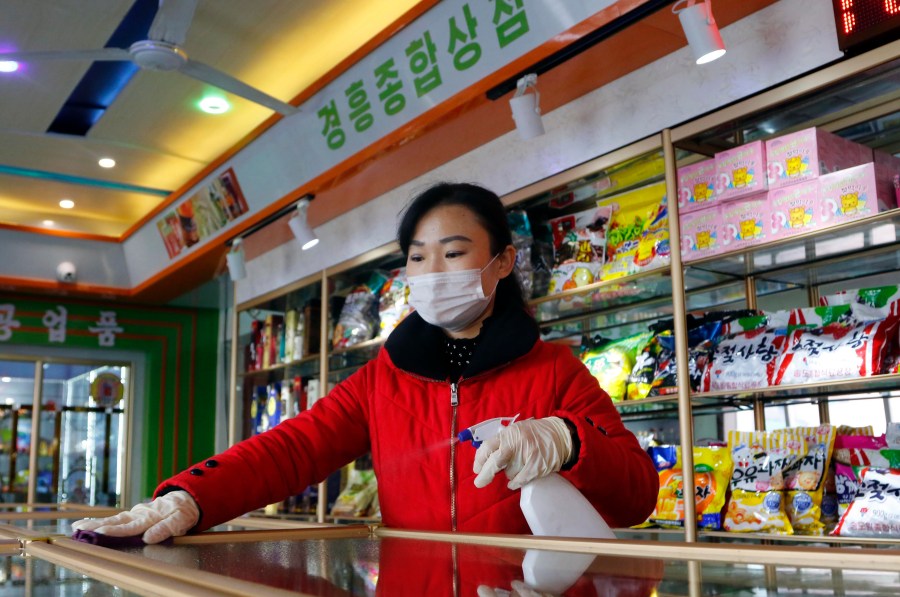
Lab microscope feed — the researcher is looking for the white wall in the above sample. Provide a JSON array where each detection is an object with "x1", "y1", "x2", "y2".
[{"x1": 236, "y1": 0, "x2": 843, "y2": 304}]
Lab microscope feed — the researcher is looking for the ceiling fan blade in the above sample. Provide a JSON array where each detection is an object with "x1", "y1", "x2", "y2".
[
  {"x1": 0, "y1": 48, "x2": 131, "y2": 62},
  {"x1": 181, "y1": 59, "x2": 298, "y2": 116},
  {"x1": 148, "y1": 0, "x2": 199, "y2": 46}
]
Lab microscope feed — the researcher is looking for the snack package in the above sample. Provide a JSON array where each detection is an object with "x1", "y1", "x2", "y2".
[
  {"x1": 598, "y1": 182, "x2": 669, "y2": 281},
  {"x1": 833, "y1": 467, "x2": 900, "y2": 537},
  {"x1": 628, "y1": 320, "x2": 721, "y2": 399},
  {"x1": 331, "y1": 467, "x2": 378, "y2": 517},
  {"x1": 647, "y1": 446, "x2": 732, "y2": 530},
  {"x1": 333, "y1": 272, "x2": 388, "y2": 349},
  {"x1": 508, "y1": 209, "x2": 535, "y2": 299},
  {"x1": 771, "y1": 425, "x2": 836, "y2": 535},
  {"x1": 724, "y1": 431, "x2": 799, "y2": 534},
  {"x1": 581, "y1": 332, "x2": 653, "y2": 402},
  {"x1": 546, "y1": 206, "x2": 612, "y2": 308},
  {"x1": 773, "y1": 318, "x2": 899, "y2": 385},
  {"x1": 377, "y1": 268, "x2": 411, "y2": 339},
  {"x1": 702, "y1": 327, "x2": 787, "y2": 392},
  {"x1": 820, "y1": 285, "x2": 900, "y2": 312}
]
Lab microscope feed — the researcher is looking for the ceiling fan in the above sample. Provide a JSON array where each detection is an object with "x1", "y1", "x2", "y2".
[{"x1": 0, "y1": 0, "x2": 298, "y2": 116}]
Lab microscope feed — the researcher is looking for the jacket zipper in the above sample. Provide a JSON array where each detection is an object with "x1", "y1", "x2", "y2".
[{"x1": 450, "y1": 381, "x2": 459, "y2": 532}]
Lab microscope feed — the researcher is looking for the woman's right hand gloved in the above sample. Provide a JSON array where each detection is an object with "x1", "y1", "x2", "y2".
[{"x1": 71, "y1": 490, "x2": 200, "y2": 544}]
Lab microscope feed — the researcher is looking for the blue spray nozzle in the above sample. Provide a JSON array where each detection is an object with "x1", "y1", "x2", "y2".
[
  {"x1": 457, "y1": 428, "x2": 476, "y2": 447},
  {"x1": 459, "y1": 415, "x2": 519, "y2": 450}
]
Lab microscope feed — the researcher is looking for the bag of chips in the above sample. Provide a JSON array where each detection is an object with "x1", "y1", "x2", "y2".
[
  {"x1": 377, "y1": 268, "x2": 411, "y2": 339},
  {"x1": 833, "y1": 467, "x2": 900, "y2": 537},
  {"x1": 333, "y1": 272, "x2": 388, "y2": 349},
  {"x1": 702, "y1": 327, "x2": 787, "y2": 392},
  {"x1": 581, "y1": 332, "x2": 652, "y2": 402},
  {"x1": 724, "y1": 431, "x2": 799, "y2": 534},
  {"x1": 771, "y1": 425, "x2": 836, "y2": 535},
  {"x1": 598, "y1": 182, "x2": 669, "y2": 281},
  {"x1": 647, "y1": 446, "x2": 732, "y2": 530}
]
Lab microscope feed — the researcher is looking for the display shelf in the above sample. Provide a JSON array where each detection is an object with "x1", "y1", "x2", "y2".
[
  {"x1": 694, "y1": 372, "x2": 900, "y2": 404},
  {"x1": 700, "y1": 530, "x2": 900, "y2": 548},
  {"x1": 684, "y1": 209, "x2": 900, "y2": 291},
  {"x1": 237, "y1": 352, "x2": 320, "y2": 379}
]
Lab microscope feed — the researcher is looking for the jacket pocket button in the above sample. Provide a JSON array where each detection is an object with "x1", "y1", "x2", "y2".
[
  {"x1": 189, "y1": 468, "x2": 203, "y2": 476},
  {"x1": 204, "y1": 459, "x2": 219, "y2": 468}
]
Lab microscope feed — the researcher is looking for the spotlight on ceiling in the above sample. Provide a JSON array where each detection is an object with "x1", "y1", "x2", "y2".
[
  {"x1": 288, "y1": 196, "x2": 319, "y2": 251},
  {"x1": 199, "y1": 95, "x2": 230, "y2": 114},
  {"x1": 98, "y1": 157, "x2": 116, "y2": 168},
  {"x1": 673, "y1": 0, "x2": 726, "y2": 65},
  {"x1": 0, "y1": 61, "x2": 18, "y2": 73},
  {"x1": 226, "y1": 238, "x2": 247, "y2": 280},
  {"x1": 509, "y1": 73, "x2": 545, "y2": 140},
  {"x1": 59, "y1": 199, "x2": 75, "y2": 209},
  {"x1": 42, "y1": 220, "x2": 55, "y2": 227}
]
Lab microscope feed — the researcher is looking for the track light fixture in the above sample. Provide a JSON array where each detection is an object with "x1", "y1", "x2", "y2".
[
  {"x1": 509, "y1": 73, "x2": 545, "y2": 140},
  {"x1": 226, "y1": 238, "x2": 247, "y2": 280},
  {"x1": 288, "y1": 195, "x2": 319, "y2": 251},
  {"x1": 673, "y1": 0, "x2": 726, "y2": 65}
]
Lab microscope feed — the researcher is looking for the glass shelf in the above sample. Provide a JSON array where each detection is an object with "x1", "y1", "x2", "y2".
[
  {"x1": 694, "y1": 372, "x2": 900, "y2": 404},
  {"x1": 699, "y1": 530, "x2": 900, "y2": 548},
  {"x1": 685, "y1": 209, "x2": 900, "y2": 290},
  {"x1": 238, "y1": 353, "x2": 321, "y2": 379}
]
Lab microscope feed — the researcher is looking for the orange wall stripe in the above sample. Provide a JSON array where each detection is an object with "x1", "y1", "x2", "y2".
[{"x1": 0, "y1": 221, "x2": 118, "y2": 242}]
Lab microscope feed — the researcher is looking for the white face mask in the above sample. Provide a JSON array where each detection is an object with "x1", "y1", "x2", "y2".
[{"x1": 407, "y1": 255, "x2": 500, "y2": 332}]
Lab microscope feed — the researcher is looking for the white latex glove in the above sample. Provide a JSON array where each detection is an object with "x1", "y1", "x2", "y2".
[
  {"x1": 473, "y1": 417, "x2": 572, "y2": 491},
  {"x1": 70, "y1": 491, "x2": 200, "y2": 544}
]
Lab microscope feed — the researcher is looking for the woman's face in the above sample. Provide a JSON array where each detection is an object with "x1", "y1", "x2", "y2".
[{"x1": 406, "y1": 204, "x2": 515, "y2": 336}]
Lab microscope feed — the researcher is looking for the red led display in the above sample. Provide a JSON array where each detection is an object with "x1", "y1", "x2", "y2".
[{"x1": 832, "y1": 0, "x2": 900, "y2": 51}]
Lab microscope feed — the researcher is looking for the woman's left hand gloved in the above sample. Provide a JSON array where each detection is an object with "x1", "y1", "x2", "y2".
[{"x1": 473, "y1": 417, "x2": 573, "y2": 490}]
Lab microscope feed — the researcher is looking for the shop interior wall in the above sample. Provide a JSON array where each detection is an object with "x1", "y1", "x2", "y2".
[
  {"x1": 235, "y1": 0, "x2": 843, "y2": 305},
  {"x1": 0, "y1": 295, "x2": 219, "y2": 500}
]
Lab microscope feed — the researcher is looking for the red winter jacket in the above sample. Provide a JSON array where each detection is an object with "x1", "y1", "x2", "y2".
[{"x1": 157, "y1": 305, "x2": 658, "y2": 533}]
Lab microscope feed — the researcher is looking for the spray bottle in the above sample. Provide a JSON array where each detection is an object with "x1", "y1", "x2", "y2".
[
  {"x1": 458, "y1": 415, "x2": 615, "y2": 539},
  {"x1": 460, "y1": 415, "x2": 616, "y2": 593}
]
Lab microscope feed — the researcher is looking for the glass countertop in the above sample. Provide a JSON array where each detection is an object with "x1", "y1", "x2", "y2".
[
  {"x1": 92, "y1": 531, "x2": 900, "y2": 596},
  {"x1": 0, "y1": 554, "x2": 141, "y2": 596}
]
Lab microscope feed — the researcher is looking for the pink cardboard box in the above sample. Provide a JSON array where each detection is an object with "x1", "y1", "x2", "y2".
[
  {"x1": 680, "y1": 204, "x2": 722, "y2": 261},
  {"x1": 677, "y1": 158, "x2": 717, "y2": 213},
  {"x1": 818, "y1": 162, "x2": 894, "y2": 226},
  {"x1": 719, "y1": 193, "x2": 770, "y2": 253},
  {"x1": 715, "y1": 141, "x2": 767, "y2": 201},
  {"x1": 873, "y1": 149, "x2": 900, "y2": 208},
  {"x1": 767, "y1": 179, "x2": 820, "y2": 241},
  {"x1": 766, "y1": 127, "x2": 871, "y2": 190}
]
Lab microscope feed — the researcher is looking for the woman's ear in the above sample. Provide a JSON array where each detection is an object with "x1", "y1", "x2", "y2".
[{"x1": 497, "y1": 244, "x2": 517, "y2": 278}]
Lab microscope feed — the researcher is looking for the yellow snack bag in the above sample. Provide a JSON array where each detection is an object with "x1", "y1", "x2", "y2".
[
  {"x1": 772, "y1": 425, "x2": 836, "y2": 535},
  {"x1": 647, "y1": 446, "x2": 732, "y2": 529},
  {"x1": 725, "y1": 431, "x2": 800, "y2": 534},
  {"x1": 597, "y1": 182, "x2": 669, "y2": 281}
]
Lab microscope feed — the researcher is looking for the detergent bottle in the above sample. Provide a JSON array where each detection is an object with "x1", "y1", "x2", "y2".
[{"x1": 458, "y1": 415, "x2": 616, "y2": 540}]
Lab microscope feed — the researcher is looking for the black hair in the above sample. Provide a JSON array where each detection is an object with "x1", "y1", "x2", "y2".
[{"x1": 398, "y1": 182, "x2": 526, "y2": 311}]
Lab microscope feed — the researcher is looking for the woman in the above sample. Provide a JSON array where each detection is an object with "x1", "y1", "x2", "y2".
[{"x1": 73, "y1": 182, "x2": 658, "y2": 543}]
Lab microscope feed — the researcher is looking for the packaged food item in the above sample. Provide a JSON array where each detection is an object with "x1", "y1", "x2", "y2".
[
  {"x1": 724, "y1": 431, "x2": 799, "y2": 534},
  {"x1": 598, "y1": 182, "x2": 669, "y2": 281},
  {"x1": 647, "y1": 446, "x2": 732, "y2": 530},
  {"x1": 377, "y1": 268, "x2": 411, "y2": 339},
  {"x1": 833, "y1": 467, "x2": 900, "y2": 537},
  {"x1": 628, "y1": 319, "x2": 721, "y2": 399},
  {"x1": 834, "y1": 462, "x2": 862, "y2": 519},
  {"x1": 546, "y1": 206, "x2": 612, "y2": 308},
  {"x1": 581, "y1": 332, "x2": 653, "y2": 402},
  {"x1": 719, "y1": 194, "x2": 769, "y2": 253},
  {"x1": 677, "y1": 158, "x2": 717, "y2": 213},
  {"x1": 702, "y1": 327, "x2": 786, "y2": 392},
  {"x1": 765, "y1": 127, "x2": 871, "y2": 190},
  {"x1": 819, "y1": 162, "x2": 897, "y2": 226},
  {"x1": 333, "y1": 272, "x2": 388, "y2": 349},
  {"x1": 773, "y1": 318, "x2": 899, "y2": 385},
  {"x1": 680, "y1": 204, "x2": 722, "y2": 262},
  {"x1": 508, "y1": 209, "x2": 535, "y2": 299},
  {"x1": 771, "y1": 425, "x2": 836, "y2": 535},
  {"x1": 767, "y1": 180, "x2": 819, "y2": 241},
  {"x1": 331, "y1": 467, "x2": 378, "y2": 518},
  {"x1": 715, "y1": 140, "x2": 767, "y2": 201}
]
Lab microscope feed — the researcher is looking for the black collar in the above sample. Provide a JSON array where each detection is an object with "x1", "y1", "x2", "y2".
[{"x1": 385, "y1": 305, "x2": 540, "y2": 381}]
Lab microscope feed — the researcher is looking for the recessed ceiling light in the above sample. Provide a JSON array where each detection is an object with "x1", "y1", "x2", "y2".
[
  {"x1": 0, "y1": 61, "x2": 18, "y2": 73},
  {"x1": 59, "y1": 199, "x2": 75, "y2": 209},
  {"x1": 199, "y1": 96, "x2": 230, "y2": 114},
  {"x1": 0, "y1": 377, "x2": 10, "y2": 383},
  {"x1": 43, "y1": 220, "x2": 55, "y2": 227},
  {"x1": 98, "y1": 157, "x2": 116, "y2": 168}
]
